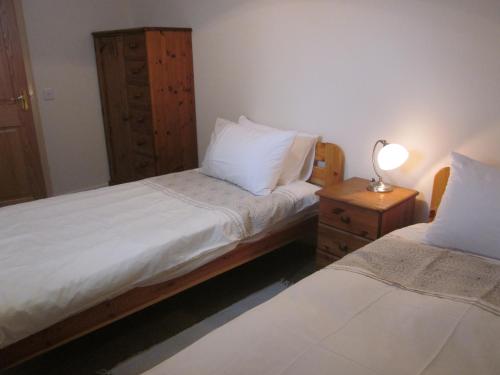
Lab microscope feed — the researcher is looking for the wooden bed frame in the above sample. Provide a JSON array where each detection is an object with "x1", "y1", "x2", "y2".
[
  {"x1": 0, "y1": 142, "x2": 345, "y2": 369},
  {"x1": 429, "y1": 167, "x2": 451, "y2": 221}
]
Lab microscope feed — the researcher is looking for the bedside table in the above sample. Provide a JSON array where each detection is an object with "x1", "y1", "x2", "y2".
[{"x1": 316, "y1": 177, "x2": 418, "y2": 267}]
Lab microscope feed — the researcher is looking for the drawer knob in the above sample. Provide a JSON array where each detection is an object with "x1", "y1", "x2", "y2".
[
  {"x1": 340, "y1": 215, "x2": 351, "y2": 224},
  {"x1": 131, "y1": 64, "x2": 146, "y2": 74},
  {"x1": 137, "y1": 116, "x2": 145, "y2": 123},
  {"x1": 338, "y1": 243, "x2": 349, "y2": 253},
  {"x1": 129, "y1": 42, "x2": 138, "y2": 49},
  {"x1": 332, "y1": 207, "x2": 345, "y2": 215}
]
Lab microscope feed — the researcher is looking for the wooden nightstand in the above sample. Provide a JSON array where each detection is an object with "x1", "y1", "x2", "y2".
[{"x1": 316, "y1": 177, "x2": 418, "y2": 267}]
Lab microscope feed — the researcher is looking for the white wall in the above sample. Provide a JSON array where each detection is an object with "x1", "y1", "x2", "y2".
[
  {"x1": 130, "y1": 0, "x2": 500, "y2": 219},
  {"x1": 21, "y1": 0, "x2": 133, "y2": 194},
  {"x1": 21, "y1": 0, "x2": 500, "y2": 219}
]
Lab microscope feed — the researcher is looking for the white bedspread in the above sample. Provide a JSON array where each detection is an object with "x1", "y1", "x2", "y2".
[
  {"x1": 0, "y1": 170, "x2": 319, "y2": 348},
  {"x1": 144, "y1": 224, "x2": 500, "y2": 375}
]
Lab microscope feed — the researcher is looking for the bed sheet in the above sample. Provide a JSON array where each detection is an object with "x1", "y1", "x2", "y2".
[{"x1": 0, "y1": 170, "x2": 319, "y2": 348}]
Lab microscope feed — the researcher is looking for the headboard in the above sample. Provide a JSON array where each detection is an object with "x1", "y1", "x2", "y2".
[
  {"x1": 429, "y1": 166, "x2": 450, "y2": 221},
  {"x1": 309, "y1": 142, "x2": 344, "y2": 187}
]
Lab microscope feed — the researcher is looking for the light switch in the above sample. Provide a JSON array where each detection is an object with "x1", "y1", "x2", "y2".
[{"x1": 42, "y1": 88, "x2": 55, "y2": 101}]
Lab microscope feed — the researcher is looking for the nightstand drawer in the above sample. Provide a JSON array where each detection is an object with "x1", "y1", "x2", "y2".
[
  {"x1": 319, "y1": 199, "x2": 379, "y2": 239},
  {"x1": 317, "y1": 224, "x2": 371, "y2": 258}
]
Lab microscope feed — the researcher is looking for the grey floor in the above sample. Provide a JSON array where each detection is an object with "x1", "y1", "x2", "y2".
[{"x1": 4, "y1": 243, "x2": 317, "y2": 375}]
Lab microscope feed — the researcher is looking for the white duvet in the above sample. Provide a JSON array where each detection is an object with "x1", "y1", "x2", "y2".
[
  {"x1": 0, "y1": 170, "x2": 319, "y2": 349},
  {"x1": 144, "y1": 224, "x2": 500, "y2": 375}
]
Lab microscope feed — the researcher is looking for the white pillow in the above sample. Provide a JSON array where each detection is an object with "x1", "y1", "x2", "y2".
[
  {"x1": 201, "y1": 118, "x2": 296, "y2": 196},
  {"x1": 238, "y1": 116, "x2": 318, "y2": 185},
  {"x1": 425, "y1": 152, "x2": 500, "y2": 259}
]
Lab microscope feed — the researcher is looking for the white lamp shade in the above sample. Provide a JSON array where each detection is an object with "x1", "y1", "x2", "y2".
[{"x1": 377, "y1": 143, "x2": 409, "y2": 171}]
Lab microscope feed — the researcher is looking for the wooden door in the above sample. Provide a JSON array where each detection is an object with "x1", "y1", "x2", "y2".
[
  {"x1": 0, "y1": 0, "x2": 46, "y2": 206},
  {"x1": 94, "y1": 35, "x2": 133, "y2": 184}
]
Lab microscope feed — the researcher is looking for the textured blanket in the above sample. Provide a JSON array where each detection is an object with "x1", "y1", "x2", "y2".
[
  {"x1": 145, "y1": 231, "x2": 500, "y2": 375},
  {"x1": 331, "y1": 236, "x2": 500, "y2": 315}
]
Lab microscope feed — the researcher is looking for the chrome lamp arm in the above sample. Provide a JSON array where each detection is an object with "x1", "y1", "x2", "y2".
[
  {"x1": 367, "y1": 139, "x2": 393, "y2": 193},
  {"x1": 371, "y1": 139, "x2": 388, "y2": 183}
]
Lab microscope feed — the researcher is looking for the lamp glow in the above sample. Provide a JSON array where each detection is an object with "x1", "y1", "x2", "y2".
[
  {"x1": 367, "y1": 140, "x2": 409, "y2": 193},
  {"x1": 377, "y1": 143, "x2": 409, "y2": 171}
]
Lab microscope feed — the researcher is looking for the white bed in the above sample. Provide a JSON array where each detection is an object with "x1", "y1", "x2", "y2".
[
  {"x1": 143, "y1": 223, "x2": 500, "y2": 375},
  {"x1": 0, "y1": 169, "x2": 320, "y2": 350}
]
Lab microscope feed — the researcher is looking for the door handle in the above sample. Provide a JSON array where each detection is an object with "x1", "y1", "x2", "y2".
[{"x1": 12, "y1": 91, "x2": 29, "y2": 111}]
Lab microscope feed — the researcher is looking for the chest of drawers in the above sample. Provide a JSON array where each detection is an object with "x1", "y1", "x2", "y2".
[
  {"x1": 93, "y1": 28, "x2": 198, "y2": 184},
  {"x1": 316, "y1": 177, "x2": 418, "y2": 267}
]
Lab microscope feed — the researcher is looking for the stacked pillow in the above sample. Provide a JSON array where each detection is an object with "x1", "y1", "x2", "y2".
[
  {"x1": 201, "y1": 117, "x2": 318, "y2": 196},
  {"x1": 238, "y1": 116, "x2": 319, "y2": 185},
  {"x1": 425, "y1": 152, "x2": 500, "y2": 259}
]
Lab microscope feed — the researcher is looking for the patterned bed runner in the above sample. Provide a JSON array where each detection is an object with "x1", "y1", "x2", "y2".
[
  {"x1": 144, "y1": 170, "x2": 300, "y2": 238},
  {"x1": 330, "y1": 236, "x2": 500, "y2": 315}
]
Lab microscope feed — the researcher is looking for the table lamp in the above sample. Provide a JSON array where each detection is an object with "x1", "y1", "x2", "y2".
[{"x1": 367, "y1": 139, "x2": 409, "y2": 193}]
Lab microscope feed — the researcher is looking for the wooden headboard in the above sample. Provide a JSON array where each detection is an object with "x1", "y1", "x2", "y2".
[
  {"x1": 309, "y1": 142, "x2": 344, "y2": 187},
  {"x1": 429, "y1": 166, "x2": 450, "y2": 221}
]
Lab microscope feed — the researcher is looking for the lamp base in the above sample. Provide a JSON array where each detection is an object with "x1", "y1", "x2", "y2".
[{"x1": 367, "y1": 179, "x2": 394, "y2": 193}]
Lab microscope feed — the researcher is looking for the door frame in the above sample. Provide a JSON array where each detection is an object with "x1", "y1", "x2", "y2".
[{"x1": 11, "y1": 0, "x2": 52, "y2": 195}]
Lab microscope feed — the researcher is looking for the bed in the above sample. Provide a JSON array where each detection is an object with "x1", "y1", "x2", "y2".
[
  {"x1": 142, "y1": 165, "x2": 500, "y2": 375},
  {"x1": 0, "y1": 141, "x2": 344, "y2": 369}
]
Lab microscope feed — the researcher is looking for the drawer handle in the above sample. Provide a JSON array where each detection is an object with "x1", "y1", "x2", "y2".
[
  {"x1": 136, "y1": 140, "x2": 147, "y2": 146},
  {"x1": 137, "y1": 116, "x2": 145, "y2": 123},
  {"x1": 340, "y1": 215, "x2": 351, "y2": 224},
  {"x1": 136, "y1": 161, "x2": 149, "y2": 169},
  {"x1": 338, "y1": 243, "x2": 349, "y2": 253},
  {"x1": 133, "y1": 92, "x2": 143, "y2": 99},
  {"x1": 332, "y1": 207, "x2": 345, "y2": 215},
  {"x1": 122, "y1": 115, "x2": 130, "y2": 121},
  {"x1": 128, "y1": 42, "x2": 138, "y2": 49}
]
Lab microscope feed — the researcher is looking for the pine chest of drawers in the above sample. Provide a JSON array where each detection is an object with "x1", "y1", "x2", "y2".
[{"x1": 93, "y1": 27, "x2": 198, "y2": 184}]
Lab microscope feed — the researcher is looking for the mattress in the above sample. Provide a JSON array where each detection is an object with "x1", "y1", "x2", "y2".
[
  {"x1": 144, "y1": 224, "x2": 500, "y2": 375},
  {"x1": 0, "y1": 170, "x2": 320, "y2": 349}
]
